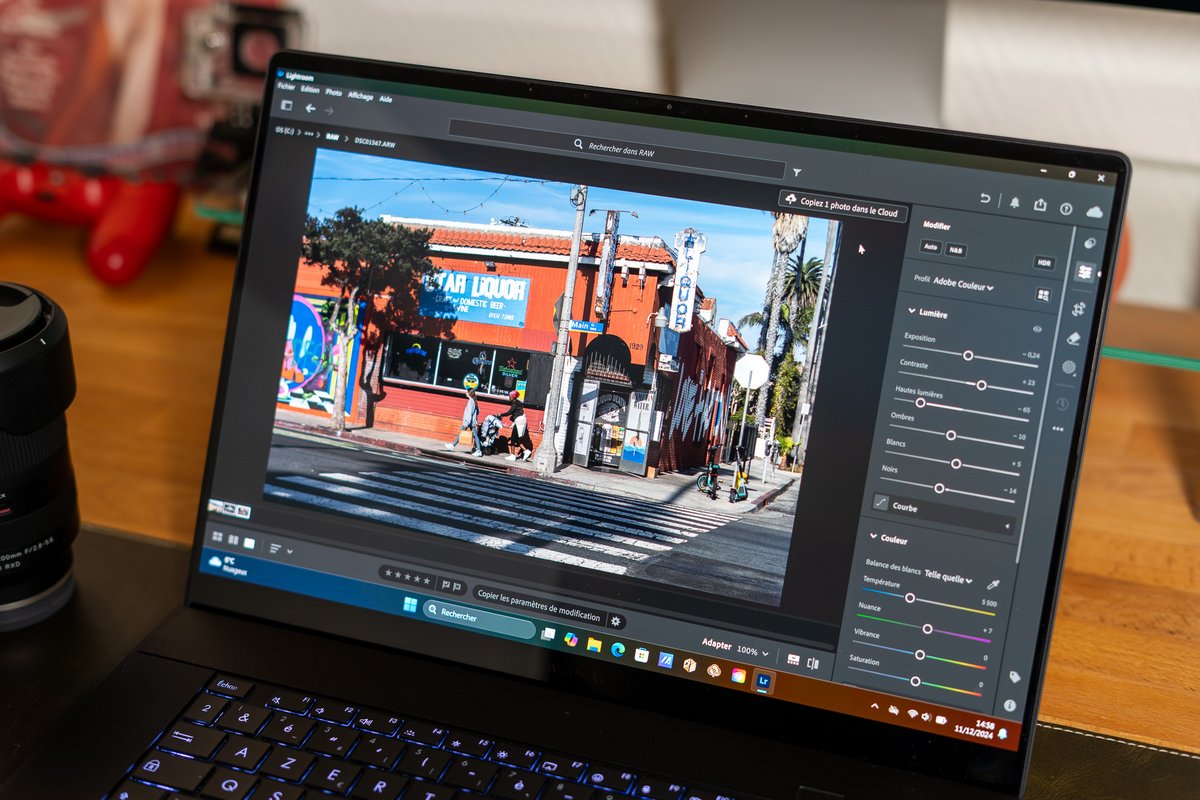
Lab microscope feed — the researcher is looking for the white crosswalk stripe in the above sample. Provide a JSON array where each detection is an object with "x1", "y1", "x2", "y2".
[{"x1": 264, "y1": 464, "x2": 739, "y2": 575}]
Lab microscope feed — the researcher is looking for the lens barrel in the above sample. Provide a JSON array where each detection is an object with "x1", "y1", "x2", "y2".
[{"x1": 0, "y1": 283, "x2": 79, "y2": 630}]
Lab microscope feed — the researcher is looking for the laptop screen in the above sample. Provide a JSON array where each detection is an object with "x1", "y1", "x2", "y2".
[{"x1": 191, "y1": 51, "x2": 1126, "y2": 784}]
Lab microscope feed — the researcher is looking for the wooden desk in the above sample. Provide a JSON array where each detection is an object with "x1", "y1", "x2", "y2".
[{"x1": 1, "y1": 213, "x2": 1197, "y2": 753}]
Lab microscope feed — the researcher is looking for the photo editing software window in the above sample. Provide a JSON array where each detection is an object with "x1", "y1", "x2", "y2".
[{"x1": 198, "y1": 67, "x2": 1118, "y2": 750}]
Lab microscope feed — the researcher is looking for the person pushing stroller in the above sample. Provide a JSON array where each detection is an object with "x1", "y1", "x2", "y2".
[{"x1": 503, "y1": 390, "x2": 533, "y2": 462}]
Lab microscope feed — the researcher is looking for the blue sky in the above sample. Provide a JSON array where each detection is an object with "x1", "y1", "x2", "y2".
[{"x1": 307, "y1": 149, "x2": 834, "y2": 334}]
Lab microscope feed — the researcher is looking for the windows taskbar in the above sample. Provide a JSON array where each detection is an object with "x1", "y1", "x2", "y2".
[{"x1": 199, "y1": 548, "x2": 1019, "y2": 752}]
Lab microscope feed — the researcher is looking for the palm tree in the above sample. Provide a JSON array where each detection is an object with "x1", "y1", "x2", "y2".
[
  {"x1": 778, "y1": 255, "x2": 824, "y2": 355},
  {"x1": 755, "y1": 213, "x2": 807, "y2": 428}
]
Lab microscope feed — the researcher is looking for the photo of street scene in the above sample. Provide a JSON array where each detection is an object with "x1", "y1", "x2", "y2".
[{"x1": 265, "y1": 149, "x2": 842, "y2": 606}]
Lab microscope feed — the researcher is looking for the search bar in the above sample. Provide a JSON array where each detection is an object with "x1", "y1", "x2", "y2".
[
  {"x1": 423, "y1": 599, "x2": 536, "y2": 639},
  {"x1": 448, "y1": 119, "x2": 785, "y2": 180}
]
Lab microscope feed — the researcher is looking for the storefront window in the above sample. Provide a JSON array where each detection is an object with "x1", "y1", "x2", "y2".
[{"x1": 383, "y1": 334, "x2": 551, "y2": 408}]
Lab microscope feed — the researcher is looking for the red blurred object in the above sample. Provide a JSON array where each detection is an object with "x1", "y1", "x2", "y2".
[{"x1": 0, "y1": 161, "x2": 180, "y2": 285}]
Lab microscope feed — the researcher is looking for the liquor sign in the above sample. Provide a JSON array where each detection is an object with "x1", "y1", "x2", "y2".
[
  {"x1": 593, "y1": 210, "x2": 621, "y2": 320},
  {"x1": 669, "y1": 228, "x2": 707, "y2": 333},
  {"x1": 418, "y1": 270, "x2": 530, "y2": 328}
]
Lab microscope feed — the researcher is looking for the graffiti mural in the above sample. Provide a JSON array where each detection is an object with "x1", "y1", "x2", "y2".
[{"x1": 278, "y1": 295, "x2": 360, "y2": 415}]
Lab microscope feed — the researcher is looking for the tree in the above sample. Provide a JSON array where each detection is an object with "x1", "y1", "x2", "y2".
[
  {"x1": 754, "y1": 214, "x2": 807, "y2": 427},
  {"x1": 301, "y1": 207, "x2": 439, "y2": 432}
]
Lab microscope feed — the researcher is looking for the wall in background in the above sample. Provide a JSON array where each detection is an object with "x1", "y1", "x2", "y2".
[{"x1": 291, "y1": 0, "x2": 1198, "y2": 310}]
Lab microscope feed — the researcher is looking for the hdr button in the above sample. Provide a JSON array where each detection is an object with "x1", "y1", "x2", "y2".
[
  {"x1": 1033, "y1": 255, "x2": 1056, "y2": 271},
  {"x1": 945, "y1": 242, "x2": 967, "y2": 258},
  {"x1": 920, "y1": 239, "x2": 943, "y2": 255}
]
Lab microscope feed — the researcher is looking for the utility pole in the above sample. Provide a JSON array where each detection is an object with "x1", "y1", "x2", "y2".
[{"x1": 534, "y1": 184, "x2": 588, "y2": 478}]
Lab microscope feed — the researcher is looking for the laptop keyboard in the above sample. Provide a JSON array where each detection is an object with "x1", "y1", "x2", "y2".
[{"x1": 108, "y1": 673, "x2": 737, "y2": 800}]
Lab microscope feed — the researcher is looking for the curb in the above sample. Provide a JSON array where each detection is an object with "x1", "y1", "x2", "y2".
[{"x1": 748, "y1": 476, "x2": 796, "y2": 512}]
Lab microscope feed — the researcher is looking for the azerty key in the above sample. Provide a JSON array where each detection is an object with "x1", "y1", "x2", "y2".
[
  {"x1": 306, "y1": 723, "x2": 360, "y2": 757},
  {"x1": 183, "y1": 693, "x2": 228, "y2": 726},
  {"x1": 215, "y1": 734, "x2": 271, "y2": 769},
  {"x1": 584, "y1": 764, "x2": 636, "y2": 793},
  {"x1": 443, "y1": 755, "x2": 498, "y2": 791},
  {"x1": 259, "y1": 746, "x2": 315, "y2": 781},
  {"x1": 396, "y1": 718, "x2": 447, "y2": 746},
  {"x1": 249, "y1": 685, "x2": 316, "y2": 714},
  {"x1": 634, "y1": 776, "x2": 687, "y2": 800},
  {"x1": 206, "y1": 675, "x2": 254, "y2": 700},
  {"x1": 311, "y1": 698, "x2": 358, "y2": 725},
  {"x1": 201, "y1": 766, "x2": 257, "y2": 799},
  {"x1": 157, "y1": 721, "x2": 225, "y2": 759},
  {"x1": 542, "y1": 780, "x2": 592, "y2": 800},
  {"x1": 354, "y1": 709, "x2": 403, "y2": 736},
  {"x1": 395, "y1": 745, "x2": 450, "y2": 780},
  {"x1": 491, "y1": 741, "x2": 540, "y2": 770},
  {"x1": 539, "y1": 754, "x2": 588, "y2": 782},
  {"x1": 131, "y1": 751, "x2": 213, "y2": 792},
  {"x1": 110, "y1": 779, "x2": 167, "y2": 800},
  {"x1": 256, "y1": 780, "x2": 307, "y2": 800},
  {"x1": 261, "y1": 713, "x2": 316, "y2": 746},
  {"x1": 218, "y1": 703, "x2": 272, "y2": 735},
  {"x1": 305, "y1": 757, "x2": 361, "y2": 794},
  {"x1": 350, "y1": 769, "x2": 408, "y2": 800},
  {"x1": 491, "y1": 768, "x2": 546, "y2": 800},
  {"x1": 405, "y1": 783, "x2": 459, "y2": 800},
  {"x1": 443, "y1": 730, "x2": 494, "y2": 758},
  {"x1": 348, "y1": 733, "x2": 405, "y2": 769}
]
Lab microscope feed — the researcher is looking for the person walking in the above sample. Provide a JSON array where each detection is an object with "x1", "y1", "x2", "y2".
[
  {"x1": 502, "y1": 390, "x2": 533, "y2": 462},
  {"x1": 445, "y1": 388, "x2": 482, "y2": 456}
]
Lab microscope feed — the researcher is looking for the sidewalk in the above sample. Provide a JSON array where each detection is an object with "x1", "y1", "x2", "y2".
[{"x1": 274, "y1": 409, "x2": 798, "y2": 514}]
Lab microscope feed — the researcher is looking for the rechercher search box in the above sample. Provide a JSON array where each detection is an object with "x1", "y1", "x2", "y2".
[
  {"x1": 779, "y1": 190, "x2": 908, "y2": 223},
  {"x1": 448, "y1": 119, "x2": 784, "y2": 180},
  {"x1": 423, "y1": 599, "x2": 536, "y2": 639}
]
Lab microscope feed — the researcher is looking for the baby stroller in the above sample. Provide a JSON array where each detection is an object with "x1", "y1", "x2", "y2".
[{"x1": 478, "y1": 414, "x2": 503, "y2": 455}]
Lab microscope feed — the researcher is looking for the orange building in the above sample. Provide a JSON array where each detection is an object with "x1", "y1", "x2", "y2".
[{"x1": 284, "y1": 218, "x2": 742, "y2": 477}]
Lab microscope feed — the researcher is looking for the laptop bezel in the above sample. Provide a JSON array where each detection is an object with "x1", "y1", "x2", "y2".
[{"x1": 185, "y1": 49, "x2": 1129, "y2": 797}]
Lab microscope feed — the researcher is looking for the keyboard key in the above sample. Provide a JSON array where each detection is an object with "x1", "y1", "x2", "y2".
[
  {"x1": 444, "y1": 755, "x2": 498, "y2": 791},
  {"x1": 132, "y1": 751, "x2": 212, "y2": 792},
  {"x1": 111, "y1": 779, "x2": 167, "y2": 800},
  {"x1": 256, "y1": 781, "x2": 307, "y2": 800},
  {"x1": 491, "y1": 768, "x2": 546, "y2": 800},
  {"x1": 354, "y1": 709, "x2": 403, "y2": 736},
  {"x1": 305, "y1": 757, "x2": 361, "y2": 794},
  {"x1": 207, "y1": 675, "x2": 253, "y2": 699},
  {"x1": 311, "y1": 699, "x2": 358, "y2": 725},
  {"x1": 158, "y1": 721, "x2": 226, "y2": 759},
  {"x1": 215, "y1": 734, "x2": 271, "y2": 770},
  {"x1": 405, "y1": 783, "x2": 458, "y2": 800},
  {"x1": 396, "y1": 745, "x2": 450, "y2": 780},
  {"x1": 397, "y1": 718, "x2": 448, "y2": 746},
  {"x1": 350, "y1": 769, "x2": 408, "y2": 800},
  {"x1": 444, "y1": 731, "x2": 494, "y2": 758},
  {"x1": 539, "y1": 754, "x2": 588, "y2": 782},
  {"x1": 202, "y1": 767, "x2": 257, "y2": 799},
  {"x1": 250, "y1": 685, "x2": 316, "y2": 714},
  {"x1": 260, "y1": 747, "x2": 315, "y2": 781},
  {"x1": 543, "y1": 780, "x2": 592, "y2": 800},
  {"x1": 306, "y1": 723, "x2": 360, "y2": 757},
  {"x1": 218, "y1": 703, "x2": 272, "y2": 735},
  {"x1": 584, "y1": 764, "x2": 636, "y2": 793},
  {"x1": 349, "y1": 733, "x2": 405, "y2": 769},
  {"x1": 183, "y1": 694, "x2": 228, "y2": 725},
  {"x1": 491, "y1": 742, "x2": 539, "y2": 770},
  {"x1": 684, "y1": 791, "x2": 737, "y2": 800},
  {"x1": 593, "y1": 791, "x2": 624, "y2": 800},
  {"x1": 634, "y1": 777, "x2": 686, "y2": 800},
  {"x1": 261, "y1": 713, "x2": 316, "y2": 746}
]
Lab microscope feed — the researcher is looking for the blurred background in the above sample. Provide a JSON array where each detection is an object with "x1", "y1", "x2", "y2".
[{"x1": 285, "y1": 0, "x2": 1200, "y2": 311}]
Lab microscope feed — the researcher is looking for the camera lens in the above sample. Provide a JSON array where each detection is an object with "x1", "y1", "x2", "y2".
[{"x1": 0, "y1": 283, "x2": 79, "y2": 631}]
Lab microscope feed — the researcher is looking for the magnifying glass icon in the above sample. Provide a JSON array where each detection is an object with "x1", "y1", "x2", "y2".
[{"x1": 573, "y1": 138, "x2": 583, "y2": 150}]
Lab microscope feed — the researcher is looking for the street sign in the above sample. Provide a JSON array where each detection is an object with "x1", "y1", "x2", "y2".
[
  {"x1": 568, "y1": 319, "x2": 605, "y2": 334},
  {"x1": 733, "y1": 353, "x2": 769, "y2": 390}
]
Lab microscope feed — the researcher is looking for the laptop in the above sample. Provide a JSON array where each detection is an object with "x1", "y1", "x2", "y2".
[{"x1": 4, "y1": 50, "x2": 1128, "y2": 800}]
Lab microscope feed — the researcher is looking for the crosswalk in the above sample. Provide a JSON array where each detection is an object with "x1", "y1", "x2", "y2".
[{"x1": 264, "y1": 460, "x2": 739, "y2": 576}]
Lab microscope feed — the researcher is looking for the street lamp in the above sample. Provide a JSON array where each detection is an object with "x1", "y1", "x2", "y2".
[{"x1": 533, "y1": 185, "x2": 588, "y2": 478}]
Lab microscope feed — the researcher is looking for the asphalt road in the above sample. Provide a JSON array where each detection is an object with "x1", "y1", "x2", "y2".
[{"x1": 265, "y1": 429, "x2": 795, "y2": 605}]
